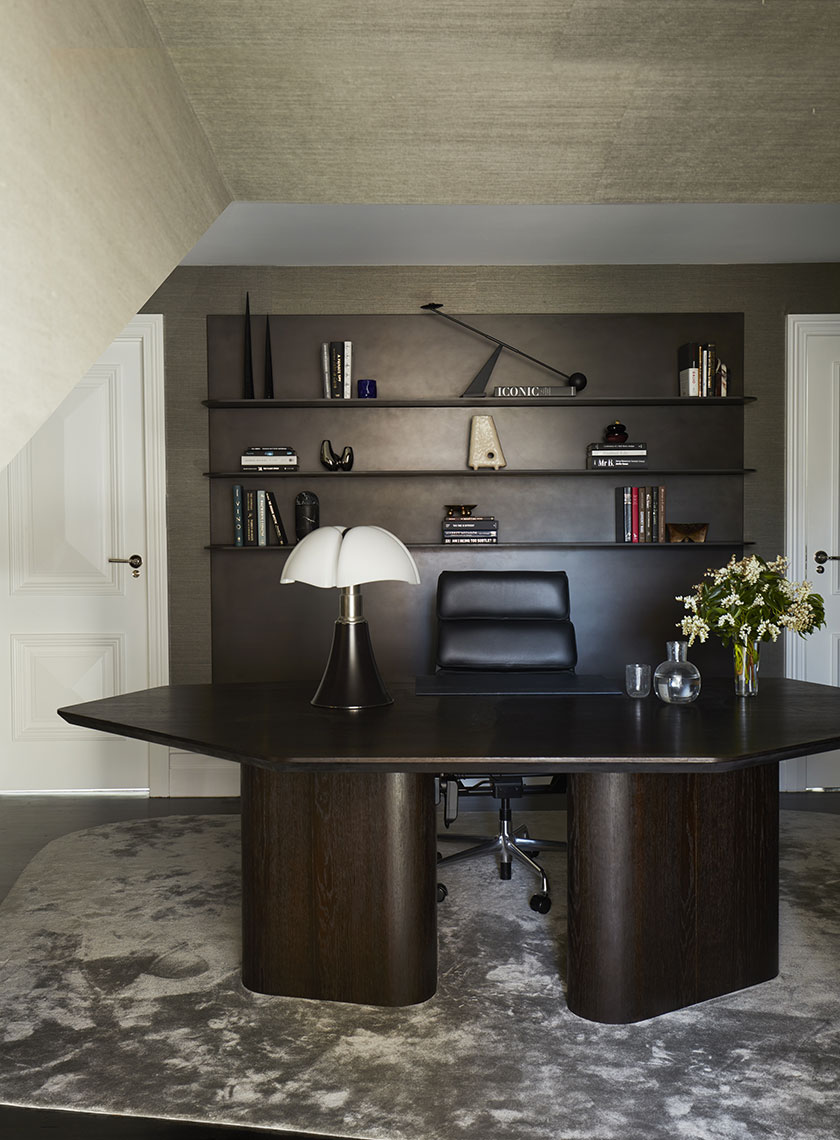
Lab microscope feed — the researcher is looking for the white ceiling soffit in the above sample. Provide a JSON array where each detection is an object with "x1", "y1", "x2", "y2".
[{"x1": 180, "y1": 203, "x2": 840, "y2": 267}]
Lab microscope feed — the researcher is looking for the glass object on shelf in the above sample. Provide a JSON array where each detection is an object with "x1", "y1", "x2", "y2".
[
  {"x1": 625, "y1": 663, "x2": 651, "y2": 698},
  {"x1": 654, "y1": 641, "x2": 701, "y2": 704}
]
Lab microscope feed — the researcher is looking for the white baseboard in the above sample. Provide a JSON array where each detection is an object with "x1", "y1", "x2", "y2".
[{"x1": 167, "y1": 750, "x2": 241, "y2": 798}]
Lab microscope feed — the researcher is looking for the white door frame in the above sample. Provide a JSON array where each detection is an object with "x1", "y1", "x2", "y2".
[
  {"x1": 783, "y1": 314, "x2": 840, "y2": 790},
  {"x1": 117, "y1": 314, "x2": 170, "y2": 795}
]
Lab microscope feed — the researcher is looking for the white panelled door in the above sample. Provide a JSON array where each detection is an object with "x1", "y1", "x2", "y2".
[
  {"x1": 784, "y1": 316, "x2": 840, "y2": 791},
  {"x1": 0, "y1": 317, "x2": 168, "y2": 792}
]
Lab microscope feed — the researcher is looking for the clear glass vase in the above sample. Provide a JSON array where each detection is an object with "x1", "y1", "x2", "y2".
[
  {"x1": 654, "y1": 640, "x2": 701, "y2": 704},
  {"x1": 733, "y1": 638, "x2": 760, "y2": 696}
]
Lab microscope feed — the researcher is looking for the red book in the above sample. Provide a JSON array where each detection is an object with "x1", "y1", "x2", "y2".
[{"x1": 630, "y1": 487, "x2": 640, "y2": 543}]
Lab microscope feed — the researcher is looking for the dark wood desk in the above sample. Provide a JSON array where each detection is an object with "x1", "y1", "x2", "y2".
[{"x1": 59, "y1": 678, "x2": 840, "y2": 1024}]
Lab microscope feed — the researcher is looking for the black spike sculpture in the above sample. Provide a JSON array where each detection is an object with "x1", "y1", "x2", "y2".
[
  {"x1": 420, "y1": 302, "x2": 587, "y2": 397},
  {"x1": 243, "y1": 292, "x2": 254, "y2": 399},
  {"x1": 264, "y1": 316, "x2": 274, "y2": 399}
]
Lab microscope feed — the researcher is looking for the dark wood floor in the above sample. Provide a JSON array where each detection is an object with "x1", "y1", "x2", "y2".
[{"x1": 0, "y1": 791, "x2": 837, "y2": 1139}]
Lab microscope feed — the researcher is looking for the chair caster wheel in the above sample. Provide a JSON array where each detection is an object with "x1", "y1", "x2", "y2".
[
  {"x1": 437, "y1": 883, "x2": 448, "y2": 903},
  {"x1": 500, "y1": 862, "x2": 512, "y2": 880},
  {"x1": 529, "y1": 893, "x2": 551, "y2": 914}
]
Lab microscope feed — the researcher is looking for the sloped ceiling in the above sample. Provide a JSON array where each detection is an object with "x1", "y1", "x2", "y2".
[{"x1": 143, "y1": 0, "x2": 840, "y2": 206}]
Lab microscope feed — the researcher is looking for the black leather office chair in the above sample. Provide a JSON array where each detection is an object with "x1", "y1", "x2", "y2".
[{"x1": 434, "y1": 570, "x2": 575, "y2": 913}]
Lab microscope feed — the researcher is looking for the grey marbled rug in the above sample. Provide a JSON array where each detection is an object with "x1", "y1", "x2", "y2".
[{"x1": 0, "y1": 810, "x2": 838, "y2": 1140}]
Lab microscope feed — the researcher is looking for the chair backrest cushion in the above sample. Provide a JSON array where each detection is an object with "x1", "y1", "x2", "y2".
[{"x1": 436, "y1": 570, "x2": 578, "y2": 671}]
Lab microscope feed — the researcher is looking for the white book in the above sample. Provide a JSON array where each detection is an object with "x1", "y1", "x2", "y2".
[
  {"x1": 240, "y1": 455, "x2": 298, "y2": 466},
  {"x1": 321, "y1": 342, "x2": 331, "y2": 398},
  {"x1": 343, "y1": 340, "x2": 352, "y2": 398},
  {"x1": 679, "y1": 366, "x2": 700, "y2": 398},
  {"x1": 256, "y1": 490, "x2": 267, "y2": 546}
]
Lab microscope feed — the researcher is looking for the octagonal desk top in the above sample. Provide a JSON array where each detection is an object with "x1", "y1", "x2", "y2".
[{"x1": 58, "y1": 677, "x2": 840, "y2": 775}]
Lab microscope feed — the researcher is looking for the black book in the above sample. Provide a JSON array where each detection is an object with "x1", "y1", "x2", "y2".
[
  {"x1": 615, "y1": 486, "x2": 632, "y2": 543},
  {"x1": 243, "y1": 488, "x2": 257, "y2": 545},
  {"x1": 329, "y1": 342, "x2": 344, "y2": 399},
  {"x1": 442, "y1": 518, "x2": 499, "y2": 531},
  {"x1": 264, "y1": 491, "x2": 288, "y2": 544}
]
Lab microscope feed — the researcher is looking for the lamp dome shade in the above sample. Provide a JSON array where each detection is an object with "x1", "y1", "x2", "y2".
[{"x1": 280, "y1": 526, "x2": 420, "y2": 588}]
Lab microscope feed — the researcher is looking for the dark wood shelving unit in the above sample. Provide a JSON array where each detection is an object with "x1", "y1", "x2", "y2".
[
  {"x1": 206, "y1": 468, "x2": 755, "y2": 479},
  {"x1": 206, "y1": 540, "x2": 752, "y2": 552},
  {"x1": 204, "y1": 396, "x2": 756, "y2": 409},
  {"x1": 206, "y1": 311, "x2": 749, "y2": 679}
]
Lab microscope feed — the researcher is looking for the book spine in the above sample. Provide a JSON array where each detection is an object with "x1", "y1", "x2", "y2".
[
  {"x1": 256, "y1": 490, "x2": 267, "y2": 547},
  {"x1": 679, "y1": 367, "x2": 700, "y2": 398},
  {"x1": 242, "y1": 464, "x2": 300, "y2": 472},
  {"x1": 243, "y1": 446, "x2": 297, "y2": 455},
  {"x1": 615, "y1": 486, "x2": 632, "y2": 542},
  {"x1": 588, "y1": 457, "x2": 648, "y2": 468},
  {"x1": 630, "y1": 486, "x2": 639, "y2": 543},
  {"x1": 264, "y1": 490, "x2": 288, "y2": 545},
  {"x1": 232, "y1": 484, "x2": 244, "y2": 547},
  {"x1": 343, "y1": 340, "x2": 352, "y2": 398},
  {"x1": 239, "y1": 456, "x2": 298, "y2": 465},
  {"x1": 244, "y1": 489, "x2": 257, "y2": 546},
  {"x1": 649, "y1": 485, "x2": 658, "y2": 543},
  {"x1": 678, "y1": 342, "x2": 701, "y2": 397},
  {"x1": 587, "y1": 442, "x2": 648, "y2": 451},
  {"x1": 442, "y1": 530, "x2": 499, "y2": 539},
  {"x1": 241, "y1": 457, "x2": 299, "y2": 466},
  {"x1": 442, "y1": 520, "x2": 499, "y2": 531},
  {"x1": 493, "y1": 385, "x2": 576, "y2": 397},
  {"x1": 321, "y1": 342, "x2": 331, "y2": 398},
  {"x1": 658, "y1": 485, "x2": 666, "y2": 543},
  {"x1": 443, "y1": 536, "x2": 499, "y2": 544},
  {"x1": 329, "y1": 342, "x2": 344, "y2": 399}
]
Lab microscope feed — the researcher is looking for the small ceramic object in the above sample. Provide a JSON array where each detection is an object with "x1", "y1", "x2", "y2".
[{"x1": 468, "y1": 416, "x2": 506, "y2": 470}]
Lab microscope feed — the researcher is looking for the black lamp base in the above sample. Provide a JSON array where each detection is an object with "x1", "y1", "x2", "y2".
[{"x1": 311, "y1": 619, "x2": 392, "y2": 709}]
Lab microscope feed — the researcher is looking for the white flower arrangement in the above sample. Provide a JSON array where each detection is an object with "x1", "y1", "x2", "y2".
[{"x1": 676, "y1": 554, "x2": 825, "y2": 648}]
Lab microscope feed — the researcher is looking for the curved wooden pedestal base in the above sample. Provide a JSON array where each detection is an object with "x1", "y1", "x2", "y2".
[
  {"x1": 566, "y1": 765, "x2": 779, "y2": 1024},
  {"x1": 241, "y1": 767, "x2": 437, "y2": 1006}
]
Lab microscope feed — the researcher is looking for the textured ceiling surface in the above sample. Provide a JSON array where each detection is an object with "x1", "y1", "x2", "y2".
[{"x1": 143, "y1": 0, "x2": 840, "y2": 205}]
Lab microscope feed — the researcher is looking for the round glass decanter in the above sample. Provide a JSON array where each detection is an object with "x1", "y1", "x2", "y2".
[{"x1": 654, "y1": 640, "x2": 701, "y2": 704}]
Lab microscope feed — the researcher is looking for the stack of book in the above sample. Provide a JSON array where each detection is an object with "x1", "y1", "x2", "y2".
[
  {"x1": 442, "y1": 515, "x2": 499, "y2": 544},
  {"x1": 586, "y1": 441, "x2": 648, "y2": 469},
  {"x1": 678, "y1": 342, "x2": 728, "y2": 397},
  {"x1": 615, "y1": 486, "x2": 667, "y2": 543},
  {"x1": 240, "y1": 446, "x2": 299, "y2": 472},
  {"x1": 233, "y1": 485, "x2": 289, "y2": 547},
  {"x1": 320, "y1": 341, "x2": 353, "y2": 398}
]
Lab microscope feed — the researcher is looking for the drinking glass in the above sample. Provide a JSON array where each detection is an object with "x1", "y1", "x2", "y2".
[{"x1": 625, "y1": 663, "x2": 651, "y2": 698}]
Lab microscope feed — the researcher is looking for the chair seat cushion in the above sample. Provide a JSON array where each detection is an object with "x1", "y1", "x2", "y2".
[{"x1": 437, "y1": 619, "x2": 577, "y2": 671}]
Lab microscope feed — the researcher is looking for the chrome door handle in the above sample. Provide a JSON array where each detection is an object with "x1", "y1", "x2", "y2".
[
  {"x1": 814, "y1": 550, "x2": 840, "y2": 574},
  {"x1": 108, "y1": 554, "x2": 143, "y2": 577}
]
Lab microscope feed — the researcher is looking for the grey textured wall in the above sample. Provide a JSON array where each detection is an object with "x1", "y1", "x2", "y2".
[
  {"x1": 144, "y1": 0, "x2": 840, "y2": 205},
  {"x1": 144, "y1": 263, "x2": 840, "y2": 683}
]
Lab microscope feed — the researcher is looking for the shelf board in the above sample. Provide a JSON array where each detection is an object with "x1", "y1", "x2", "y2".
[
  {"x1": 204, "y1": 396, "x2": 755, "y2": 409},
  {"x1": 206, "y1": 540, "x2": 751, "y2": 552},
  {"x1": 205, "y1": 468, "x2": 754, "y2": 479}
]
